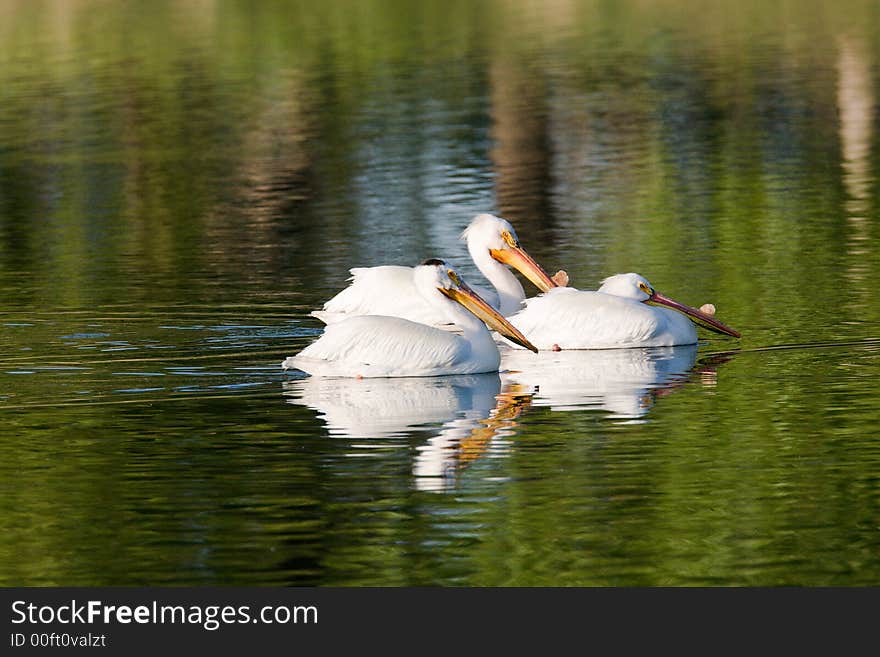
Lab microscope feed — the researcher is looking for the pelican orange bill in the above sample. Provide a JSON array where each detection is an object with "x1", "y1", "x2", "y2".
[
  {"x1": 440, "y1": 280, "x2": 539, "y2": 352},
  {"x1": 489, "y1": 246, "x2": 557, "y2": 292}
]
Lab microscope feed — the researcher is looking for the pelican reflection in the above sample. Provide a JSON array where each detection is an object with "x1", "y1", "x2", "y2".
[
  {"x1": 413, "y1": 382, "x2": 533, "y2": 491},
  {"x1": 283, "y1": 346, "x2": 729, "y2": 490},
  {"x1": 500, "y1": 345, "x2": 701, "y2": 421},
  {"x1": 282, "y1": 373, "x2": 534, "y2": 492},
  {"x1": 282, "y1": 373, "x2": 503, "y2": 439}
]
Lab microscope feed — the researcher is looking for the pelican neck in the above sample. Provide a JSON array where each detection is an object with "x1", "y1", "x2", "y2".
[{"x1": 468, "y1": 243, "x2": 525, "y2": 316}]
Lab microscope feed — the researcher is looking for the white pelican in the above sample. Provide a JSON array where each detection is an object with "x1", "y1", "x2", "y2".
[
  {"x1": 310, "y1": 213, "x2": 556, "y2": 325},
  {"x1": 283, "y1": 259, "x2": 538, "y2": 377},
  {"x1": 506, "y1": 272, "x2": 741, "y2": 350}
]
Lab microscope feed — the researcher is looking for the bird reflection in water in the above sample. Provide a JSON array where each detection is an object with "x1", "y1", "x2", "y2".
[
  {"x1": 500, "y1": 345, "x2": 701, "y2": 422},
  {"x1": 412, "y1": 382, "x2": 533, "y2": 492},
  {"x1": 282, "y1": 346, "x2": 734, "y2": 489},
  {"x1": 282, "y1": 373, "x2": 504, "y2": 439}
]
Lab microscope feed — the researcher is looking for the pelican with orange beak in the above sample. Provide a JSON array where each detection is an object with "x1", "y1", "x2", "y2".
[
  {"x1": 505, "y1": 272, "x2": 741, "y2": 350},
  {"x1": 284, "y1": 259, "x2": 538, "y2": 377},
  {"x1": 310, "y1": 214, "x2": 556, "y2": 325}
]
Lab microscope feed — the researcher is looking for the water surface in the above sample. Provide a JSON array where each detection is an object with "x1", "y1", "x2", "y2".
[{"x1": 1, "y1": 0, "x2": 879, "y2": 586}]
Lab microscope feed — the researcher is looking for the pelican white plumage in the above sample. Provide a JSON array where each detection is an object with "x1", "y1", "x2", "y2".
[
  {"x1": 506, "y1": 272, "x2": 741, "y2": 350},
  {"x1": 310, "y1": 214, "x2": 556, "y2": 325},
  {"x1": 283, "y1": 259, "x2": 538, "y2": 377}
]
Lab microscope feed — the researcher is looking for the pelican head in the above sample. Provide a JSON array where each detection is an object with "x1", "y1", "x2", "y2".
[
  {"x1": 415, "y1": 259, "x2": 539, "y2": 352},
  {"x1": 599, "y1": 273, "x2": 741, "y2": 338},
  {"x1": 461, "y1": 214, "x2": 556, "y2": 292}
]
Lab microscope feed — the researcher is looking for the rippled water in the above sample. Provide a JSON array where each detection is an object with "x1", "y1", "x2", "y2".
[{"x1": 1, "y1": 0, "x2": 879, "y2": 586}]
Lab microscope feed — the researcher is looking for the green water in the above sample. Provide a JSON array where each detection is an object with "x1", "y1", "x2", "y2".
[{"x1": 1, "y1": 0, "x2": 879, "y2": 586}]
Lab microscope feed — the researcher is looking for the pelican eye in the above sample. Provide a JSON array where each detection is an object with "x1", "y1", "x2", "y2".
[
  {"x1": 501, "y1": 230, "x2": 518, "y2": 248},
  {"x1": 638, "y1": 282, "x2": 653, "y2": 295},
  {"x1": 447, "y1": 270, "x2": 461, "y2": 286}
]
